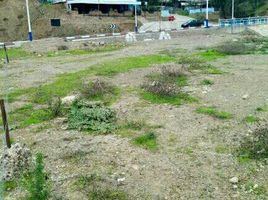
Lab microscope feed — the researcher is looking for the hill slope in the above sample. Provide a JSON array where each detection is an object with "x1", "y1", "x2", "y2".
[{"x1": 0, "y1": 0, "x2": 135, "y2": 42}]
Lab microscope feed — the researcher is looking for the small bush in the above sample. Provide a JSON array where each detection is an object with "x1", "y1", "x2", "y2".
[
  {"x1": 48, "y1": 97, "x2": 62, "y2": 117},
  {"x1": 22, "y1": 153, "x2": 50, "y2": 200},
  {"x1": 160, "y1": 64, "x2": 184, "y2": 78},
  {"x1": 80, "y1": 79, "x2": 114, "y2": 98},
  {"x1": 68, "y1": 100, "x2": 116, "y2": 134},
  {"x1": 133, "y1": 132, "x2": 157, "y2": 150},
  {"x1": 238, "y1": 124, "x2": 268, "y2": 160},
  {"x1": 142, "y1": 80, "x2": 178, "y2": 97}
]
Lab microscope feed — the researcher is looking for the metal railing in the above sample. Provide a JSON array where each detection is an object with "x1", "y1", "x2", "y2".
[{"x1": 219, "y1": 16, "x2": 268, "y2": 28}]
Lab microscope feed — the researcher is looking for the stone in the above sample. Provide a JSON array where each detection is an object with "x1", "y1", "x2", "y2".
[
  {"x1": 229, "y1": 177, "x2": 239, "y2": 184},
  {"x1": 0, "y1": 143, "x2": 32, "y2": 181},
  {"x1": 159, "y1": 31, "x2": 171, "y2": 40},
  {"x1": 233, "y1": 185, "x2": 238, "y2": 189},
  {"x1": 242, "y1": 94, "x2": 249, "y2": 100},
  {"x1": 61, "y1": 95, "x2": 79, "y2": 106},
  {"x1": 125, "y1": 32, "x2": 137, "y2": 43}
]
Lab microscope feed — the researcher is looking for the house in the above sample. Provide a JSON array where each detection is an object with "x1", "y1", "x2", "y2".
[{"x1": 66, "y1": 0, "x2": 141, "y2": 14}]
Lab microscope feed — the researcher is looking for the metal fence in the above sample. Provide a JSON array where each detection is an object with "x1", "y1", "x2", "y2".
[{"x1": 219, "y1": 16, "x2": 268, "y2": 28}]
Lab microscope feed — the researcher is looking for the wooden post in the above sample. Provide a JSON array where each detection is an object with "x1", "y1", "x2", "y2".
[
  {"x1": 3, "y1": 44, "x2": 9, "y2": 64},
  {"x1": 0, "y1": 99, "x2": 11, "y2": 148}
]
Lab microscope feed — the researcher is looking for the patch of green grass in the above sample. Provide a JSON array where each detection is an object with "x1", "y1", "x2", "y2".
[
  {"x1": 3, "y1": 180, "x2": 17, "y2": 192},
  {"x1": 197, "y1": 49, "x2": 225, "y2": 61},
  {"x1": 9, "y1": 54, "x2": 174, "y2": 104},
  {"x1": 176, "y1": 75, "x2": 188, "y2": 87},
  {"x1": 196, "y1": 106, "x2": 232, "y2": 119},
  {"x1": 256, "y1": 105, "x2": 268, "y2": 112},
  {"x1": 0, "y1": 47, "x2": 31, "y2": 59},
  {"x1": 133, "y1": 132, "x2": 157, "y2": 151},
  {"x1": 141, "y1": 91, "x2": 197, "y2": 106},
  {"x1": 46, "y1": 44, "x2": 123, "y2": 57},
  {"x1": 244, "y1": 115, "x2": 260, "y2": 124},
  {"x1": 0, "y1": 104, "x2": 53, "y2": 129},
  {"x1": 201, "y1": 79, "x2": 214, "y2": 85}
]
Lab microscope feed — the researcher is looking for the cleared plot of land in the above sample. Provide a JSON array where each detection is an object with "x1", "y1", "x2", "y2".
[{"x1": 1, "y1": 29, "x2": 268, "y2": 200}]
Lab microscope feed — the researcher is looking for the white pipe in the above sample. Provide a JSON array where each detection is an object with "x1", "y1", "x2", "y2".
[
  {"x1": 206, "y1": 0, "x2": 209, "y2": 20},
  {"x1": 25, "y1": 0, "x2": 33, "y2": 41}
]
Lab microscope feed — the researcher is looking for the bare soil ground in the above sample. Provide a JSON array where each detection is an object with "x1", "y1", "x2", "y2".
[{"x1": 1, "y1": 29, "x2": 268, "y2": 199}]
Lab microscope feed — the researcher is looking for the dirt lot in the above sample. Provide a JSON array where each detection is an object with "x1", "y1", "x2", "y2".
[{"x1": 1, "y1": 29, "x2": 268, "y2": 200}]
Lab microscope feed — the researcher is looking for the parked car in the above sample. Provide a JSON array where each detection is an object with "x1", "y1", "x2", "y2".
[
  {"x1": 181, "y1": 20, "x2": 203, "y2": 28},
  {"x1": 168, "y1": 16, "x2": 176, "y2": 21}
]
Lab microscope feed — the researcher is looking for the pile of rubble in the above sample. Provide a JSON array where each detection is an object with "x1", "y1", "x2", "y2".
[{"x1": 0, "y1": 143, "x2": 32, "y2": 181}]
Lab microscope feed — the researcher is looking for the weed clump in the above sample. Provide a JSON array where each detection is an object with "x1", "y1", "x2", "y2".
[
  {"x1": 22, "y1": 153, "x2": 50, "y2": 200},
  {"x1": 68, "y1": 100, "x2": 116, "y2": 134},
  {"x1": 133, "y1": 132, "x2": 157, "y2": 150},
  {"x1": 238, "y1": 124, "x2": 268, "y2": 160},
  {"x1": 143, "y1": 80, "x2": 178, "y2": 97},
  {"x1": 141, "y1": 64, "x2": 197, "y2": 105},
  {"x1": 48, "y1": 97, "x2": 63, "y2": 117},
  {"x1": 80, "y1": 79, "x2": 114, "y2": 98}
]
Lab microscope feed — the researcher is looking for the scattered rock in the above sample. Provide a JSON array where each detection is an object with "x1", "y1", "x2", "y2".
[
  {"x1": 117, "y1": 177, "x2": 126, "y2": 185},
  {"x1": 229, "y1": 177, "x2": 239, "y2": 184},
  {"x1": 61, "y1": 95, "x2": 79, "y2": 106},
  {"x1": 125, "y1": 32, "x2": 137, "y2": 43},
  {"x1": 159, "y1": 31, "x2": 171, "y2": 40},
  {"x1": 242, "y1": 94, "x2": 249, "y2": 100},
  {"x1": 0, "y1": 143, "x2": 32, "y2": 181}
]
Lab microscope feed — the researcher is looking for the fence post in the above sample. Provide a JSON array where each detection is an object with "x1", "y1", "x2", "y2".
[{"x1": 0, "y1": 99, "x2": 11, "y2": 148}]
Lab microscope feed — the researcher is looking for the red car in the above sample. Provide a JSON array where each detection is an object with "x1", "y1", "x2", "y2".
[{"x1": 168, "y1": 16, "x2": 176, "y2": 21}]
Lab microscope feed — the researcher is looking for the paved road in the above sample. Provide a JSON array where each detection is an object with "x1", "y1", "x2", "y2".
[{"x1": 139, "y1": 15, "x2": 192, "y2": 32}]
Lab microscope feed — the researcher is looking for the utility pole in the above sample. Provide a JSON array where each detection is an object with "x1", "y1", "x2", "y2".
[
  {"x1": 25, "y1": 0, "x2": 33, "y2": 41},
  {"x1": 134, "y1": 3, "x2": 138, "y2": 33},
  {"x1": 231, "y1": 0, "x2": 235, "y2": 33},
  {"x1": 205, "y1": 0, "x2": 209, "y2": 28}
]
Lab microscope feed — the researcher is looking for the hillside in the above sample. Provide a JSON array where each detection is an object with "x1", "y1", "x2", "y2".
[{"x1": 0, "y1": 0, "x2": 135, "y2": 42}]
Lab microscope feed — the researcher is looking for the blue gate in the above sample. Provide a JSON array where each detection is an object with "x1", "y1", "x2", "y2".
[{"x1": 219, "y1": 16, "x2": 268, "y2": 28}]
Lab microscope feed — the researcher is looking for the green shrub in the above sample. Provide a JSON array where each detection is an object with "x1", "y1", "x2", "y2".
[
  {"x1": 133, "y1": 132, "x2": 157, "y2": 150},
  {"x1": 238, "y1": 124, "x2": 268, "y2": 160},
  {"x1": 23, "y1": 153, "x2": 50, "y2": 200},
  {"x1": 68, "y1": 100, "x2": 116, "y2": 134}
]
